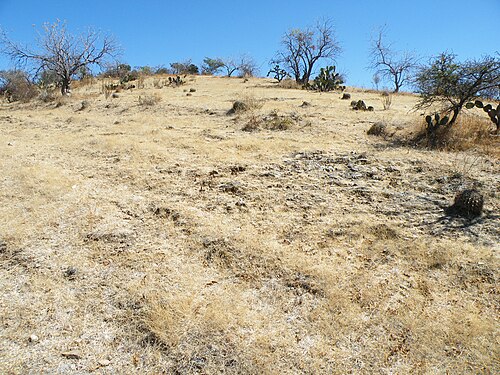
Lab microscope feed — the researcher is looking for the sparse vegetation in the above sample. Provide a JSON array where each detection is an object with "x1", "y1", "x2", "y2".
[{"x1": 0, "y1": 57, "x2": 498, "y2": 375}]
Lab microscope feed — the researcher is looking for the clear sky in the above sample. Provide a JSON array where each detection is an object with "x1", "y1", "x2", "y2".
[{"x1": 0, "y1": 0, "x2": 498, "y2": 88}]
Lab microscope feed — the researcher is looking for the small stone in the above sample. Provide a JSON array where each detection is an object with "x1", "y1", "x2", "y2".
[
  {"x1": 111, "y1": 93, "x2": 119, "y2": 98},
  {"x1": 300, "y1": 101, "x2": 311, "y2": 107},
  {"x1": 186, "y1": 93, "x2": 192, "y2": 96},
  {"x1": 62, "y1": 351, "x2": 81, "y2": 359},
  {"x1": 0, "y1": 240, "x2": 6, "y2": 253},
  {"x1": 98, "y1": 359, "x2": 111, "y2": 367},
  {"x1": 341, "y1": 93, "x2": 351, "y2": 100},
  {"x1": 29, "y1": 334, "x2": 39, "y2": 343},
  {"x1": 189, "y1": 88, "x2": 196, "y2": 92},
  {"x1": 7, "y1": 142, "x2": 13, "y2": 146},
  {"x1": 64, "y1": 267, "x2": 77, "y2": 280}
]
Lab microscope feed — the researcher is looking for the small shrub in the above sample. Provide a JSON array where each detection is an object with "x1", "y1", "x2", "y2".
[
  {"x1": 227, "y1": 96, "x2": 263, "y2": 115},
  {"x1": 278, "y1": 78, "x2": 301, "y2": 89},
  {"x1": 38, "y1": 89, "x2": 56, "y2": 102},
  {"x1": 0, "y1": 70, "x2": 38, "y2": 102},
  {"x1": 367, "y1": 122, "x2": 387, "y2": 136},
  {"x1": 138, "y1": 94, "x2": 161, "y2": 106},
  {"x1": 381, "y1": 91, "x2": 392, "y2": 110}
]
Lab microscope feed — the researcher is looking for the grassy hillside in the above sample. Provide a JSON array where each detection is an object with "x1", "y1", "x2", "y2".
[{"x1": 1, "y1": 76, "x2": 498, "y2": 374}]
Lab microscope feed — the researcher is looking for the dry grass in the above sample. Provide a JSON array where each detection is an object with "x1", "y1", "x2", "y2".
[
  {"x1": 410, "y1": 114, "x2": 499, "y2": 157},
  {"x1": 0, "y1": 75, "x2": 498, "y2": 374},
  {"x1": 138, "y1": 93, "x2": 162, "y2": 106}
]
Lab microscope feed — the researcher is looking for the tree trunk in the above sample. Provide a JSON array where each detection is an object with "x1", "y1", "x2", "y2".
[
  {"x1": 61, "y1": 77, "x2": 71, "y2": 95},
  {"x1": 448, "y1": 106, "x2": 460, "y2": 126}
]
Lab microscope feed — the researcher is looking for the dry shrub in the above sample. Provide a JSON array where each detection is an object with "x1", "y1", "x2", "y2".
[
  {"x1": 381, "y1": 91, "x2": 392, "y2": 110},
  {"x1": 138, "y1": 93, "x2": 161, "y2": 106},
  {"x1": 407, "y1": 115, "x2": 498, "y2": 157},
  {"x1": 0, "y1": 71, "x2": 38, "y2": 102},
  {"x1": 100, "y1": 81, "x2": 114, "y2": 99},
  {"x1": 137, "y1": 75, "x2": 145, "y2": 89},
  {"x1": 38, "y1": 89, "x2": 57, "y2": 103},
  {"x1": 242, "y1": 111, "x2": 307, "y2": 131},
  {"x1": 277, "y1": 78, "x2": 301, "y2": 89},
  {"x1": 227, "y1": 95, "x2": 263, "y2": 115}
]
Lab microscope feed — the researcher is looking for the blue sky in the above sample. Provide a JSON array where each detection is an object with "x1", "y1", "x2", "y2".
[{"x1": 0, "y1": 0, "x2": 498, "y2": 88}]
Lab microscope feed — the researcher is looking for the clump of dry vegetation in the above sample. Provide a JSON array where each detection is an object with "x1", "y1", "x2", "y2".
[
  {"x1": 138, "y1": 93, "x2": 161, "y2": 106},
  {"x1": 0, "y1": 75, "x2": 498, "y2": 374}
]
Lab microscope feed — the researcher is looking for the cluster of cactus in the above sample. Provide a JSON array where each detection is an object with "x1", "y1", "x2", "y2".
[
  {"x1": 350, "y1": 100, "x2": 374, "y2": 111},
  {"x1": 425, "y1": 113, "x2": 449, "y2": 130},
  {"x1": 168, "y1": 76, "x2": 184, "y2": 87},
  {"x1": 267, "y1": 64, "x2": 288, "y2": 82},
  {"x1": 310, "y1": 66, "x2": 346, "y2": 92},
  {"x1": 466, "y1": 100, "x2": 499, "y2": 133}
]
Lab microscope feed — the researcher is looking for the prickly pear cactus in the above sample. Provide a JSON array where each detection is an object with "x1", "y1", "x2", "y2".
[
  {"x1": 466, "y1": 100, "x2": 499, "y2": 134},
  {"x1": 311, "y1": 66, "x2": 344, "y2": 92}
]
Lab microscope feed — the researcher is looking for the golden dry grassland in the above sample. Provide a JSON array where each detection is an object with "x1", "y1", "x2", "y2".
[{"x1": 0, "y1": 76, "x2": 498, "y2": 374}]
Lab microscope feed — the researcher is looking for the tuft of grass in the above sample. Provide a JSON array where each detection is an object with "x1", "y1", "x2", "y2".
[{"x1": 138, "y1": 93, "x2": 162, "y2": 106}]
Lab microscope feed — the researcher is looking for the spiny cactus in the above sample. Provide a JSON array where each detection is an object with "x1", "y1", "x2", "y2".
[
  {"x1": 168, "y1": 75, "x2": 184, "y2": 87},
  {"x1": 425, "y1": 113, "x2": 449, "y2": 129},
  {"x1": 448, "y1": 189, "x2": 484, "y2": 217},
  {"x1": 267, "y1": 64, "x2": 288, "y2": 82},
  {"x1": 466, "y1": 100, "x2": 499, "y2": 134},
  {"x1": 310, "y1": 66, "x2": 345, "y2": 92},
  {"x1": 425, "y1": 113, "x2": 449, "y2": 147}
]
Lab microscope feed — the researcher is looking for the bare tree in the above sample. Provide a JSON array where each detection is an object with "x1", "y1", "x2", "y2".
[
  {"x1": 369, "y1": 27, "x2": 417, "y2": 93},
  {"x1": 0, "y1": 20, "x2": 119, "y2": 95},
  {"x1": 274, "y1": 19, "x2": 341, "y2": 85},
  {"x1": 237, "y1": 54, "x2": 258, "y2": 77}
]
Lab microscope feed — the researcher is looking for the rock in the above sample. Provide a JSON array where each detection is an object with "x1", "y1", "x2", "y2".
[
  {"x1": 186, "y1": 93, "x2": 192, "y2": 96},
  {"x1": 0, "y1": 240, "x2": 6, "y2": 253},
  {"x1": 62, "y1": 351, "x2": 81, "y2": 359},
  {"x1": 367, "y1": 106, "x2": 374, "y2": 111},
  {"x1": 300, "y1": 101, "x2": 311, "y2": 107},
  {"x1": 98, "y1": 359, "x2": 111, "y2": 367},
  {"x1": 64, "y1": 267, "x2": 77, "y2": 280},
  {"x1": 341, "y1": 93, "x2": 351, "y2": 100},
  {"x1": 111, "y1": 93, "x2": 119, "y2": 98},
  {"x1": 189, "y1": 88, "x2": 196, "y2": 92},
  {"x1": 29, "y1": 334, "x2": 39, "y2": 343}
]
